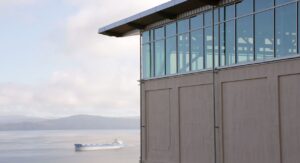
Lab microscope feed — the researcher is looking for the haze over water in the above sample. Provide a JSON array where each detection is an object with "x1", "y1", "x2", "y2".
[{"x1": 0, "y1": 130, "x2": 139, "y2": 163}]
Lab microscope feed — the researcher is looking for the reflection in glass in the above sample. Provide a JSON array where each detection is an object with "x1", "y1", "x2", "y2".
[
  {"x1": 166, "y1": 23, "x2": 176, "y2": 37},
  {"x1": 276, "y1": 4, "x2": 297, "y2": 57},
  {"x1": 255, "y1": 10, "x2": 274, "y2": 60},
  {"x1": 220, "y1": 23, "x2": 226, "y2": 66},
  {"x1": 166, "y1": 37, "x2": 177, "y2": 75},
  {"x1": 154, "y1": 40, "x2": 165, "y2": 76},
  {"x1": 237, "y1": 0, "x2": 253, "y2": 16},
  {"x1": 191, "y1": 29, "x2": 204, "y2": 71},
  {"x1": 154, "y1": 27, "x2": 164, "y2": 40},
  {"x1": 150, "y1": 30, "x2": 154, "y2": 42},
  {"x1": 214, "y1": 25, "x2": 219, "y2": 67},
  {"x1": 178, "y1": 33, "x2": 190, "y2": 73},
  {"x1": 142, "y1": 31, "x2": 150, "y2": 44},
  {"x1": 191, "y1": 14, "x2": 203, "y2": 30},
  {"x1": 150, "y1": 43, "x2": 154, "y2": 76},
  {"x1": 142, "y1": 44, "x2": 151, "y2": 78},
  {"x1": 205, "y1": 27, "x2": 213, "y2": 68},
  {"x1": 178, "y1": 19, "x2": 189, "y2": 34},
  {"x1": 226, "y1": 20, "x2": 235, "y2": 65},
  {"x1": 275, "y1": 0, "x2": 294, "y2": 5},
  {"x1": 214, "y1": 9, "x2": 219, "y2": 25},
  {"x1": 255, "y1": 0, "x2": 273, "y2": 11},
  {"x1": 220, "y1": 7, "x2": 225, "y2": 22},
  {"x1": 204, "y1": 11, "x2": 212, "y2": 26},
  {"x1": 226, "y1": 5, "x2": 235, "y2": 20},
  {"x1": 237, "y1": 16, "x2": 253, "y2": 63}
]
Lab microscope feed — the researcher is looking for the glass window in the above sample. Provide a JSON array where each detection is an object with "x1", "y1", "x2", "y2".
[
  {"x1": 166, "y1": 37, "x2": 177, "y2": 75},
  {"x1": 225, "y1": 5, "x2": 235, "y2": 20},
  {"x1": 151, "y1": 43, "x2": 155, "y2": 76},
  {"x1": 150, "y1": 30, "x2": 154, "y2": 42},
  {"x1": 255, "y1": 10, "x2": 274, "y2": 60},
  {"x1": 255, "y1": 0, "x2": 274, "y2": 11},
  {"x1": 142, "y1": 44, "x2": 151, "y2": 78},
  {"x1": 178, "y1": 19, "x2": 189, "y2": 34},
  {"x1": 205, "y1": 27, "x2": 213, "y2": 68},
  {"x1": 191, "y1": 14, "x2": 203, "y2": 30},
  {"x1": 220, "y1": 23, "x2": 226, "y2": 66},
  {"x1": 178, "y1": 33, "x2": 190, "y2": 73},
  {"x1": 204, "y1": 11, "x2": 213, "y2": 27},
  {"x1": 275, "y1": 0, "x2": 294, "y2": 5},
  {"x1": 220, "y1": 7, "x2": 225, "y2": 22},
  {"x1": 276, "y1": 4, "x2": 297, "y2": 57},
  {"x1": 237, "y1": 16, "x2": 254, "y2": 63},
  {"x1": 225, "y1": 20, "x2": 235, "y2": 65},
  {"x1": 166, "y1": 23, "x2": 176, "y2": 37},
  {"x1": 154, "y1": 40, "x2": 165, "y2": 76},
  {"x1": 191, "y1": 29, "x2": 204, "y2": 71},
  {"x1": 214, "y1": 9, "x2": 219, "y2": 25},
  {"x1": 142, "y1": 31, "x2": 150, "y2": 44},
  {"x1": 237, "y1": 0, "x2": 253, "y2": 16},
  {"x1": 154, "y1": 27, "x2": 164, "y2": 40},
  {"x1": 214, "y1": 25, "x2": 219, "y2": 67}
]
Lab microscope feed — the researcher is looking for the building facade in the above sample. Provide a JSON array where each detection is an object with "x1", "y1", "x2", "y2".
[{"x1": 99, "y1": 0, "x2": 300, "y2": 163}]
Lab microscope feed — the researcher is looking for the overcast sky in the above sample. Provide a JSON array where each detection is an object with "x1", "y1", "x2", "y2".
[{"x1": 0, "y1": 0, "x2": 169, "y2": 118}]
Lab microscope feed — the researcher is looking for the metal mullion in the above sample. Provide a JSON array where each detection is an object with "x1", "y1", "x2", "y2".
[
  {"x1": 234, "y1": 3, "x2": 237, "y2": 64},
  {"x1": 164, "y1": 27, "x2": 167, "y2": 76},
  {"x1": 212, "y1": 7, "x2": 217, "y2": 163},
  {"x1": 213, "y1": 8, "x2": 215, "y2": 69},
  {"x1": 204, "y1": 28, "x2": 206, "y2": 69},
  {"x1": 253, "y1": 0, "x2": 256, "y2": 61},
  {"x1": 218, "y1": 22, "x2": 221, "y2": 67},
  {"x1": 189, "y1": 19, "x2": 192, "y2": 72},
  {"x1": 296, "y1": 1, "x2": 300, "y2": 54},
  {"x1": 224, "y1": 5, "x2": 227, "y2": 66},
  {"x1": 176, "y1": 22, "x2": 179, "y2": 74},
  {"x1": 274, "y1": 1, "x2": 276, "y2": 58},
  {"x1": 218, "y1": 8, "x2": 221, "y2": 67}
]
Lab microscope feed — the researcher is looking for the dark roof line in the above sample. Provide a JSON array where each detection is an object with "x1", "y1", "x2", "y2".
[{"x1": 98, "y1": 0, "x2": 221, "y2": 37}]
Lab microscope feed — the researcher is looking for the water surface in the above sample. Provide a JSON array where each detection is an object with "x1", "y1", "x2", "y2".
[{"x1": 0, "y1": 130, "x2": 140, "y2": 163}]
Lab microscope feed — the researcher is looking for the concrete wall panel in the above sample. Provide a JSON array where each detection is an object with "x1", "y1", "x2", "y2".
[
  {"x1": 146, "y1": 89, "x2": 171, "y2": 161},
  {"x1": 222, "y1": 78, "x2": 279, "y2": 163},
  {"x1": 141, "y1": 58, "x2": 300, "y2": 163},
  {"x1": 279, "y1": 74, "x2": 300, "y2": 163},
  {"x1": 179, "y1": 84, "x2": 214, "y2": 163}
]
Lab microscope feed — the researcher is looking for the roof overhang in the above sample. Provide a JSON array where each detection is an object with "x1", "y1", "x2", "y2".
[{"x1": 98, "y1": 0, "x2": 221, "y2": 37}]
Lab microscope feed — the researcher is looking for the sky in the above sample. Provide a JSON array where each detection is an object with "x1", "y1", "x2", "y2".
[{"x1": 0, "y1": 0, "x2": 169, "y2": 118}]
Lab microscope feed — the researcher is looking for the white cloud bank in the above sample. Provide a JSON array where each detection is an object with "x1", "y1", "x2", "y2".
[{"x1": 0, "y1": 0, "x2": 168, "y2": 118}]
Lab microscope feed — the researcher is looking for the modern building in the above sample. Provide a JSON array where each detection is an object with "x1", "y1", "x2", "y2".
[{"x1": 99, "y1": 0, "x2": 300, "y2": 163}]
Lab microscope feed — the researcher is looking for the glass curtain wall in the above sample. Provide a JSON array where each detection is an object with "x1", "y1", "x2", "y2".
[
  {"x1": 154, "y1": 27, "x2": 165, "y2": 77},
  {"x1": 191, "y1": 14, "x2": 204, "y2": 71},
  {"x1": 204, "y1": 11, "x2": 213, "y2": 68},
  {"x1": 178, "y1": 19, "x2": 190, "y2": 73},
  {"x1": 141, "y1": 31, "x2": 151, "y2": 78},
  {"x1": 214, "y1": 9, "x2": 220, "y2": 67},
  {"x1": 275, "y1": 3, "x2": 297, "y2": 57},
  {"x1": 166, "y1": 23, "x2": 177, "y2": 75},
  {"x1": 141, "y1": 0, "x2": 300, "y2": 79}
]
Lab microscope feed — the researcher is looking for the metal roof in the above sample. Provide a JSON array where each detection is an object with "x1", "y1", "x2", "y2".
[{"x1": 98, "y1": 0, "x2": 220, "y2": 37}]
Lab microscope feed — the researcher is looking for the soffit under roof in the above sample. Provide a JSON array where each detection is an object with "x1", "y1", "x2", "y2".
[{"x1": 98, "y1": 0, "x2": 221, "y2": 37}]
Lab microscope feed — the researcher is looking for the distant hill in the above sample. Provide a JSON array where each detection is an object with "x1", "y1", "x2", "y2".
[
  {"x1": 0, "y1": 115, "x2": 139, "y2": 131},
  {"x1": 0, "y1": 116, "x2": 46, "y2": 124}
]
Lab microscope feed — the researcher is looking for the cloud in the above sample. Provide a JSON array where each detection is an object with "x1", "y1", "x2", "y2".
[
  {"x1": 0, "y1": 68, "x2": 139, "y2": 117},
  {"x1": 0, "y1": 0, "x2": 37, "y2": 8},
  {"x1": 0, "y1": 0, "x2": 168, "y2": 118}
]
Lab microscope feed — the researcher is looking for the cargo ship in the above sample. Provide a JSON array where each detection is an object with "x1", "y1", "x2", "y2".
[{"x1": 74, "y1": 139, "x2": 124, "y2": 151}]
